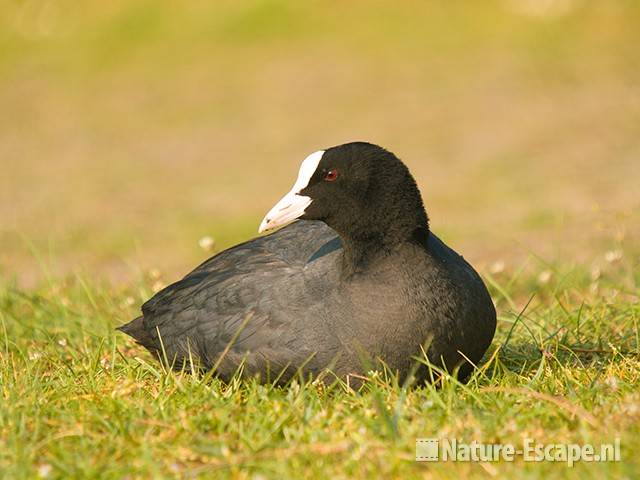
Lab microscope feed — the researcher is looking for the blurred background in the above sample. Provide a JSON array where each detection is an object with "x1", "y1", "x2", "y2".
[{"x1": 1, "y1": 0, "x2": 638, "y2": 286}]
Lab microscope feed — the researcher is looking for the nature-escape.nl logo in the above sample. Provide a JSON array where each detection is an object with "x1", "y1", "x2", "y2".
[{"x1": 415, "y1": 438, "x2": 621, "y2": 467}]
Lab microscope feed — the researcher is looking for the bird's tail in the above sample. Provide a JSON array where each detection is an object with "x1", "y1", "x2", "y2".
[{"x1": 117, "y1": 316, "x2": 156, "y2": 349}]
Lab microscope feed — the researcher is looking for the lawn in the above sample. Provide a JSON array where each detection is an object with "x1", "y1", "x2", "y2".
[
  {"x1": 1, "y1": 1, "x2": 639, "y2": 478},
  {"x1": 1, "y1": 257, "x2": 638, "y2": 478}
]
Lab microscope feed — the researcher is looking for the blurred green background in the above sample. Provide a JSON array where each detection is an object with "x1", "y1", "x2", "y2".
[{"x1": 1, "y1": 0, "x2": 638, "y2": 286}]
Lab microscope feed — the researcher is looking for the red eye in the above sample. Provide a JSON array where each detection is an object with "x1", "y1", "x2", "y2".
[{"x1": 324, "y1": 169, "x2": 339, "y2": 182}]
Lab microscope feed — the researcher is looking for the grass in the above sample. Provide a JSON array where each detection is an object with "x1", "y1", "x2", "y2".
[
  {"x1": 2, "y1": 0, "x2": 639, "y2": 283},
  {"x1": 1, "y1": 251, "x2": 638, "y2": 478}
]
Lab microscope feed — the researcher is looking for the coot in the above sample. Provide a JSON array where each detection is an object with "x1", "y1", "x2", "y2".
[{"x1": 119, "y1": 142, "x2": 496, "y2": 384}]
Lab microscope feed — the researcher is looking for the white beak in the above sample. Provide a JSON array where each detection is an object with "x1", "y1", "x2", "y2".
[
  {"x1": 258, "y1": 191, "x2": 312, "y2": 233},
  {"x1": 258, "y1": 150, "x2": 325, "y2": 233}
]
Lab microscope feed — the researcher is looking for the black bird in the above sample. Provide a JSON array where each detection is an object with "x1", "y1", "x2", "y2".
[{"x1": 118, "y1": 142, "x2": 496, "y2": 384}]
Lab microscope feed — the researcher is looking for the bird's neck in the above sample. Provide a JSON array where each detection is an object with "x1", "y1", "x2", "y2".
[{"x1": 337, "y1": 209, "x2": 429, "y2": 277}]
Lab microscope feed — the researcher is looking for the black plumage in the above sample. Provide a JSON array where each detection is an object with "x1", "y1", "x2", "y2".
[{"x1": 119, "y1": 142, "x2": 496, "y2": 384}]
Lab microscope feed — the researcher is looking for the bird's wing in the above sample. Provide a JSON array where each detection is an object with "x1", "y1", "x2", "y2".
[{"x1": 132, "y1": 220, "x2": 340, "y2": 379}]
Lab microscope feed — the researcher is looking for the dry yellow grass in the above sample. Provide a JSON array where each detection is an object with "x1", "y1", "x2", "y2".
[{"x1": 1, "y1": 1, "x2": 638, "y2": 286}]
